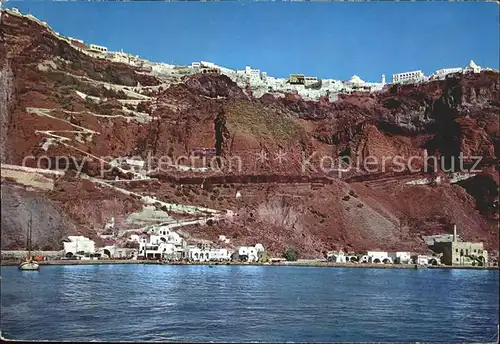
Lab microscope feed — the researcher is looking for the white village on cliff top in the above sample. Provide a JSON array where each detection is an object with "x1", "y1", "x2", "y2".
[{"x1": 3, "y1": 7, "x2": 494, "y2": 102}]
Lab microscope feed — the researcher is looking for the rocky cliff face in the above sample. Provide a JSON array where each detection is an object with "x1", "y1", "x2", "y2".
[{"x1": 1, "y1": 10, "x2": 498, "y2": 257}]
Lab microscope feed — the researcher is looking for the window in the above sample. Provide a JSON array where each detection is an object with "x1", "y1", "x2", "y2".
[
  {"x1": 456, "y1": 258, "x2": 459, "y2": 262},
  {"x1": 455, "y1": 249, "x2": 458, "y2": 253}
]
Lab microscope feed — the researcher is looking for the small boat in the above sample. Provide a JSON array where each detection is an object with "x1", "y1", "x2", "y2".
[
  {"x1": 19, "y1": 211, "x2": 39, "y2": 271},
  {"x1": 19, "y1": 260, "x2": 39, "y2": 271},
  {"x1": 208, "y1": 265, "x2": 214, "y2": 268}
]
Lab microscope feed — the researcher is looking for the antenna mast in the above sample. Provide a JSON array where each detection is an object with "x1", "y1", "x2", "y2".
[{"x1": 28, "y1": 210, "x2": 32, "y2": 259}]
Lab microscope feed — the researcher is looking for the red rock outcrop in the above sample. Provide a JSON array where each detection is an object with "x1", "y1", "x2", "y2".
[{"x1": 0, "y1": 10, "x2": 498, "y2": 256}]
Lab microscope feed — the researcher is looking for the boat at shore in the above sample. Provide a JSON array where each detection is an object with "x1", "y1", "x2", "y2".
[{"x1": 18, "y1": 212, "x2": 39, "y2": 271}]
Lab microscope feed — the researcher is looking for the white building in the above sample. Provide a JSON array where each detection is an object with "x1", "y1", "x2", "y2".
[
  {"x1": 200, "y1": 61, "x2": 216, "y2": 68},
  {"x1": 188, "y1": 247, "x2": 231, "y2": 262},
  {"x1": 139, "y1": 236, "x2": 176, "y2": 259},
  {"x1": 97, "y1": 245, "x2": 136, "y2": 259},
  {"x1": 244, "y1": 66, "x2": 262, "y2": 84},
  {"x1": 392, "y1": 70, "x2": 425, "y2": 84},
  {"x1": 327, "y1": 250, "x2": 347, "y2": 263},
  {"x1": 463, "y1": 60, "x2": 482, "y2": 74},
  {"x1": 304, "y1": 76, "x2": 319, "y2": 86},
  {"x1": 218, "y1": 235, "x2": 230, "y2": 244},
  {"x1": 191, "y1": 62, "x2": 201, "y2": 68},
  {"x1": 232, "y1": 244, "x2": 265, "y2": 262},
  {"x1": 348, "y1": 75, "x2": 365, "y2": 86},
  {"x1": 367, "y1": 251, "x2": 392, "y2": 264},
  {"x1": 431, "y1": 67, "x2": 463, "y2": 80},
  {"x1": 88, "y1": 44, "x2": 108, "y2": 53},
  {"x1": 416, "y1": 255, "x2": 430, "y2": 266},
  {"x1": 150, "y1": 226, "x2": 185, "y2": 246},
  {"x1": 63, "y1": 236, "x2": 95, "y2": 257},
  {"x1": 395, "y1": 252, "x2": 412, "y2": 264},
  {"x1": 67, "y1": 36, "x2": 84, "y2": 44},
  {"x1": 139, "y1": 227, "x2": 186, "y2": 260}
]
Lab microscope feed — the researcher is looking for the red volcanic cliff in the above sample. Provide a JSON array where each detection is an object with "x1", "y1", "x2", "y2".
[{"x1": 1, "y1": 10, "x2": 498, "y2": 257}]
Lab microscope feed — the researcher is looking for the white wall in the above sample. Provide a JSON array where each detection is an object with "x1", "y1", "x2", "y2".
[{"x1": 64, "y1": 236, "x2": 95, "y2": 255}]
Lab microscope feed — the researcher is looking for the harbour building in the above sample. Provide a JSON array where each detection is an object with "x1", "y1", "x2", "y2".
[{"x1": 429, "y1": 225, "x2": 488, "y2": 266}]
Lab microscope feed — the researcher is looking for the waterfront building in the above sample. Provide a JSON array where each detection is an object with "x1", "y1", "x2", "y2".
[
  {"x1": 359, "y1": 254, "x2": 370, "y2": 263},
  {"x1": 63, "y1": 236, "x2": 95, "y2": 257},
  {"x1": 366, "y1": 251, "x2": 392, "y2": 264},
  {"x1": 432, "y1": 225, "x2": 488, "y2": 266},
  {"x1": 327, "y1": 250, "x2": 347, "y2": 263},
  {"x1": 232, "y1": 244, "x2": 265, "y2": 262},
  {"x1": 188, "y1": 247, "x2": 231, "y2": 262},
  {"x1": 345, "y1": 254, "x2": 359, "y2": 263},
  {"x1": 139, "y1": 227, "x2": 186, "y2": 260},
  {"x1": 415, "y1": 255, "x2": 430, "y2": 266},
  {"x1": 97, "y1": 245, "x2": 137, "y2": 259},
  {"x1": 394, "y1": 252, "x2": 412, "y2": 264}
]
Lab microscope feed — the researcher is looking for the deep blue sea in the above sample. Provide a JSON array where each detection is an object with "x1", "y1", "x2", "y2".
[{"x1": 1, "y1": 265, "x2": 498, "y2": 342}]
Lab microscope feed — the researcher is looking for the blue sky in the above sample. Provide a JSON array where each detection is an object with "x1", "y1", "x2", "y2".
[{"x1": 4, "y1": 1, "x2": 499, "y2": 82}]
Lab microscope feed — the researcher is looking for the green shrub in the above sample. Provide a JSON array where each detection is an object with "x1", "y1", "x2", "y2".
[
  {"x1": 283, "y1": 246, "x2": 298, "y2": 261},
  {"x1": 258, "y1": 250, "x2": 270, "y2": 263}
]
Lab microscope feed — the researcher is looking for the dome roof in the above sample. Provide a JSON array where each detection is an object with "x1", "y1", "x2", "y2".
[{"x1": 349, "y1": 75, "x2": 365, "y2": 84}]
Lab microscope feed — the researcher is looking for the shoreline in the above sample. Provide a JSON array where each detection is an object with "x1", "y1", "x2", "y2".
[{"x1": 1, "y1": 259, "x2": 498, "y2": 270}]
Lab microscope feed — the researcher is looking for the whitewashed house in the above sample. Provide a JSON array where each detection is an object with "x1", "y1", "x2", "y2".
[
  {"x1": 97, "y1": 245, "x2": 136, "y2": 259},
  {"x1": 232, "y1": 244, "x2": 264, "y2": 262},
  {"x1": 139, "y1": 235, "x2": 176, "y2": 260},
  {"x1": 188, "y1": 247, "x2": 211, "y2": 262},
  {"x1": 327, "y1": 250, "x2": 347, "y2": 263},
  {"x1": 367, "y1": 251, "x2": 392, "y2": 264},
  {"x1": 395, "y1": 252, "x2": 412, "y2": 264},
  {"x1": 139, "y1": 226, "x2": 186, "y2": 260},
  {"x1": 415, "y1": 255, "x2": 430, "y2": 266},
  {"x1": 187, "y1": 247, "x2": 231, "y2": 262},
  {"x1": 63, "y1": 236, "x2": 95, "y2": 257}
]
